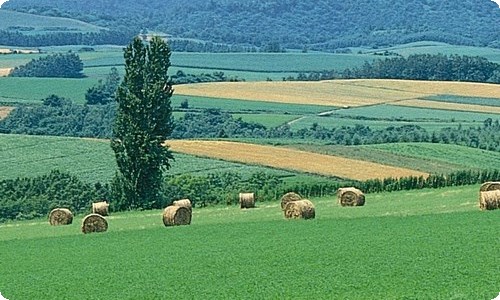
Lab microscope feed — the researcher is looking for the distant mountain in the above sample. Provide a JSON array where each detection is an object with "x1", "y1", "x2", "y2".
[{"x1": 2, "y1": 0, "x2": 500, "y2": 50}]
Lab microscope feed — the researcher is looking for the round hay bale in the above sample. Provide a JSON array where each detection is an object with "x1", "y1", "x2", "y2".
[
  {"x1": 337, "y1": 187, "x2": 365, "y2": 207},
  {"x1": 479, "y1": 182, "x2": 500, "y2": 192},
  {"x1": 81, "y1": 214, "x2": 108, "y2": 234},
  {"x1": 173, "y1": 199, "x2": 192, "y2": 212},
  {"x1": 162, "y1": 206, "x2": 191, "y2": 226},
  {"x1": 48, "y1": 208, "x2": 73, "y2": 226},
  {"x1": 479, "y1": 190, "x2": 500, "y2": 210},
  {"x1": 284, "y1": 199, "x2": 315, "y2": 220},
  {"x1": 239, "y1": 193, "x2": 255, "y2": 209},
  {"x1": 280, "y1": 192, "x2": 302, "y2": 210},
  {"x1": 92, "y1": 201, "x2": 109, "y2": 216}
]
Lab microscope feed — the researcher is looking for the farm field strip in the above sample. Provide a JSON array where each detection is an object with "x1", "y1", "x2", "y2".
[
  {"x1": 291, "y1": 142, "x2": 500, "y2": 173},
  {"x1": 167, "y1": 140, "x2": 429, "y2": 180},
  {"x1": 174, "y1": 80, "x2": 424, "y2": 107},
  {"x1": 174, "y1": 79, "x2": 500, "y2": 112},
  {"x1": 393, "y1": 99, "x2": 500, "y2": 114}
]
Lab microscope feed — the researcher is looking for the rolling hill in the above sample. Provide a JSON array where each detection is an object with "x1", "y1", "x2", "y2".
[{"x1": 2, "y1": 0, "x2": 499, "y2": 50}]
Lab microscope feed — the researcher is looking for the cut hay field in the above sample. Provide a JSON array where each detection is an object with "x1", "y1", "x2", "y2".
[
  {"x1": 174, "y1": 79, "x2": 500, "y2": 114},
  {"x1": 167, "y1": 140, "x2": 429, "y2": 180},
  {"x1": 289, "y1": 143, "x2": 500, "y2": 174},
  {"x1": 0, "y1": 185, "x2": 498, "y2": 299},
  {"x1": 0, "y1": 67, "x2": 11, "y2": 77},
  {"x1": 0, "y1": 106, "x2": 13, "y2": 120}
]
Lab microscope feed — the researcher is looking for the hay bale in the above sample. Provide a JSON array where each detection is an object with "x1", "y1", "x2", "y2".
[
  {"x1": 48, "y1": 208, "x2": 73, "y2": 226},
  {"x1": 173, "y1": 199, "x2": 192, "y2": 212},
  {"x1": 81, "y1": 214, "x2": 108, "y2": 234},
  {"x1": 239, "y1": 192, "x2": 255, "y2": 209},
  {"x1": 92, "y1": 201, "x2": 109, "y2": 216},
  {"x1": 284, "y1": 199, "x2": 315, "y2": 220},
  {"x1": 280, "y1": 192, "x2": 302, "y2": 210},
  {"x1": 479, "y1": 190, "x2": 500, "y2": 210},
  {"x1": 337, "y1": 187, "x2": 365, "y2": 207},
  {"x1": 162, "y1": 206, "x2": 191, "y2": 226},
  {"x1": 479, "y1": 182, "x2": 500, "y2": 192}
]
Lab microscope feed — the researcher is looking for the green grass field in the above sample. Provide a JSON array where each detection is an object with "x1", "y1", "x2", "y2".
[
  {"x1": 286, "y1": 104, "x2": 500, "y2": 131},
  {"x1": 0, "y1": 134, "x2": 318, "y2": 184},
  {"x1": 0, "y1": 184, "x2": 498, "y2": 299},
  {"x1": 0, "y1": 10, "x2": 104, "y2": 34}
]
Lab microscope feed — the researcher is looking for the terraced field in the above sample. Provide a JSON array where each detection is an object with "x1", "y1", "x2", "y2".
[{"x1": 167, "y1": 140, "x2": 429, "y2": 180}]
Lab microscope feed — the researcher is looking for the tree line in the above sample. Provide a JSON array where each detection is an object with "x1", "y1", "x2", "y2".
[
  {"x1": 285, "y1": 54, "x2": 500, "y2": 84},
  {"x1": 3, "y1": 0, "x2": 499, "y2": 50},
  {"x1": 2, "y1": 104, "x2": 500, "y2": 152},
  {"x1": 1, "y1": 167, "x2": 498, "y2": 222}
]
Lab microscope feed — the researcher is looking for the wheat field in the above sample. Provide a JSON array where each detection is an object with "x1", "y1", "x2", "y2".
[
  {"x1": 0, "y1": 106, "x2": 13, "y2": 119},
  {"x1": 0, "y1": 68, "x2": 11, "y2": 77},
  {"x1": 167, "y1": 140, "x2": 429, "y2": 180},
  {"x1": 174, "y1": 79, "x2": 500, "y2": 112}
]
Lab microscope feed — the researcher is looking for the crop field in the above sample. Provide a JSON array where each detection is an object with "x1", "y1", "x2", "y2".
[
  {"x1": 167, "y1": 140, "x2": 429, "y2": 180},
  {"x1": 0, "y1": 184, "x2": 498, "y2": 299},
  {"x1": 0, "y1": 77, "x2": 95, "y2": 104},
  {"x1": 289, "y1": 143, "x2": 500, "y2": 174},
  {"x1": 174, "y1": 79, "x2": 500, "y2": 113},
  {"x1": 394, "y1": 99, "x2": 500, "y2": 114},
  {"x1": 0, "y1": 10, "x2": 104, "y2": 34},
  {"x1": 0, "y1": 134, "x2": 313, "y2": 183},
  {"x1": 287, "y1": 104, "x2": 500, "y2": 131},
  {"x1": 423, "y1": 95, "x2": 500, "y2": 107},
  {"x1": 375, "y1": 41, "x2": 500, "y2": 64}
]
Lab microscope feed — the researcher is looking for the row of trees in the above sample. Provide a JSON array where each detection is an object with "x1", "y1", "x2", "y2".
[
  {"x1": 2, "y1": 105, "x2": 500, "y2": 152},
  {"x1": 285, "y1": 54, "x2": 500, "y2": 83},
  {"x1": 2, "y1": 167, "x2": 499, "y2": 222},
  {"x1": 0, "y1": 29, "x2": 135, "y2": 47}
]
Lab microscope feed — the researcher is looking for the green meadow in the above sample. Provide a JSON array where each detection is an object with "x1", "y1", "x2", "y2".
[
  {"x1": 0, "y1": 184, "x2": 498, "y2": 299},
  {"x1": 0, "y1": 10, "x2": 104, "y2": 34}
]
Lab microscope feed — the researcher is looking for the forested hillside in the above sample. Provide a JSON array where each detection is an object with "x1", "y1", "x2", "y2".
[{"x1": 2, "y1": 0, "x2": 499, "y2": 50}]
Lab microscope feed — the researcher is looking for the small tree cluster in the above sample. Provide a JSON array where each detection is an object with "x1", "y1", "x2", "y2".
[{"x1": 9, "y1": 52, "x2": 84, "y2": 78}]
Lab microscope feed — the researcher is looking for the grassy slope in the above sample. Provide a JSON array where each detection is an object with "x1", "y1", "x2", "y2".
[
  {"x1": 1, "y1": 135, "x2": 498, "y2": 183},
  {"x1": 0, "y1": 10, "x2": 105, "y2": 33},
  {"x1": 0, "y1": 134, "x2": 313, "y2": 183},
  {"x1": 0, "y1": 184, "x2": 498, "y2": 299}
]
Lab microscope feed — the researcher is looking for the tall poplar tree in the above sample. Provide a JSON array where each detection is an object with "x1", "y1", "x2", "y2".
[{"x1": 111, "y1": 36, "x2": 174, "y2": 210}]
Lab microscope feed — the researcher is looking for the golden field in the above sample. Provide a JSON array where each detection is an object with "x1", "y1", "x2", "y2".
[
  {"x1": 0, "y1": 68, "x2": 11, "y2": 77},
  {"x1": 174, "y1": 79, "x2": 500, "y2": 113},
  {"x1": 0, "y1": 106, "x2": 14, "y2": 119},
  {"x1": 166, "y1": 140, "x2": 429, "y2": 181}
]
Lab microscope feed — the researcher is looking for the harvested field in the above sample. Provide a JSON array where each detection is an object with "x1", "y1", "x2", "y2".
[
  {"x1": 0, "y1": 106, "x2": 14, "y2": 119},
  {"x1": 0, "y1": 68, "x2": 12, "y2": 77},
  {"x1": 173, "y1": 79, "x2": 500, "y2": 109},
  {"x1": 167, "y1": 140, "x2": 429, "y2": 181}
]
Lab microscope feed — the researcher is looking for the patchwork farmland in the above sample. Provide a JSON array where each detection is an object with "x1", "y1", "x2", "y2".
[
  {"x1": 0, "y1": 42, "x2": 499, "y2": 300},
  {"x1": 167, "y1": 140, "x2": 429, "y2": 180}
]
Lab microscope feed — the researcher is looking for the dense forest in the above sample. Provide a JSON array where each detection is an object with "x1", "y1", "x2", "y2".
[{"x1": 2, "y1": 0, "x2": 499, "y2": 50}]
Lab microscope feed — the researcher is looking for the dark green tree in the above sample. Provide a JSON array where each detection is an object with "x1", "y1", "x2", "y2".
[{"x1": 111, "y1": 36, "x2": 174, "y2": 210}]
